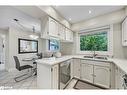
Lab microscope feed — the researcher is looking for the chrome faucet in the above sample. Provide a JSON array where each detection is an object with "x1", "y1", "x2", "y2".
[{"x1": 93, "y1": 50, "x2": 97, "y2": 58}]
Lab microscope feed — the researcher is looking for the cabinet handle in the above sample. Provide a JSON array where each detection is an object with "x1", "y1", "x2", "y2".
[
  {"x1": 124, "y1": 40, "x2": 127, "y2": 42},
  {"x1": 91, "y1": 74, "x2": 96, "y2": 77}
]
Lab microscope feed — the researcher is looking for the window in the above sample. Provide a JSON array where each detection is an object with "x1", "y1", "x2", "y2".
[
  {"x1": 80, "y1": 31, "x2": 108, "y2": 51},
  {"x1": 77, "y1": 25, "x2": 113, "y2": 55},
  {"x1": 48, "y1": 39, "x2": 60, "y2": 51}
]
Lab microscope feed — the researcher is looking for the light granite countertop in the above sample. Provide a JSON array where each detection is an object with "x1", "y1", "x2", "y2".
[{"x1": 36, "y1": 55, "x2": 127, "y2": 74}]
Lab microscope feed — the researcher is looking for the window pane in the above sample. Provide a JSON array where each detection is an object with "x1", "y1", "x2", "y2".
[
  {"x1": 49, "y1": 39, "x2": 60, "y2": 51},
  {"x1": 80, "y1": 31, "x2": 108, "y2": 51}
]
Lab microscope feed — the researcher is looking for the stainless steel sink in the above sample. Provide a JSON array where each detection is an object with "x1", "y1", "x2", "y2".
[
  {"x1": 84, "y1": 56, "x2": 94, "y2": 58},
  {"x1": 84, "y1": 56, "x2": 107, "y2": 60},
  {"x1": 95, "y1": 56, "x2": 108, "y2": 60}
]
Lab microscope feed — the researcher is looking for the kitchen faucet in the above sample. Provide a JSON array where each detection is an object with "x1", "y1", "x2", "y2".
[{"x1": 93, "y1": 50, "x2": 97, "y2": 58}]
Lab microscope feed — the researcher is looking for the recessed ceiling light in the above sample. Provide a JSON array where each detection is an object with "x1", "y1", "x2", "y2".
[
  {"x1": 89, "y1": 10, "x2": 92, "y2": 14},
  {"x1": 69, "y1": 18, "x2": 71, "y2": 21}
]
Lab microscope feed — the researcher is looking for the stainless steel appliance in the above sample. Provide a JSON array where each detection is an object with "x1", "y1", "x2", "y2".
[
  {"x1": 123, "y1": 74, "x2": 127, "y2": 89},
  {"x1": 59, "y1": 60, "x2": 71, "y2": 89}
]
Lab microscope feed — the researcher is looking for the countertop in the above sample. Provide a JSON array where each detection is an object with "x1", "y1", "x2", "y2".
[{"x1": 36, "y1": 55, "x2": 127, "y2": 74}]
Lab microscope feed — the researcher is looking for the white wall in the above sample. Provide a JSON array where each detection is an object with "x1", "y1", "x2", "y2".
[
  {"x1": 8, "y1": 27, "x2": 43, "y2": 71},
  {"x1": 0, "y1": 29, "x2": 9, "y2": 71},
  {"x1": 113, "y1": 23, "x2": 127, "y2": 58}
]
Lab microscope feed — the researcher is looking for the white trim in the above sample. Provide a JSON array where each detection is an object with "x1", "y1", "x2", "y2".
[
  {"x1": 76, "y1": 25, "x2": 113, "y2": 56},
  {"x1": 79, "y1": 25, "x2": 110, "y2": 34}
]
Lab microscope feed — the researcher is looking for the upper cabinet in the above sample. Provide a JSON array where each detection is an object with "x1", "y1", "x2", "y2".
[
  {"x1": 58, "y1": 24, "x2": 66, "y2": 41},
  {"x1": 122, "y1": 17, "x2": 127, "y2": 46},
  {"x1": 65, "y1": 28, "x2": 73, "y2": 42},
  {"x1": 48, "y1": 17, "x2": 59, "y2": 38},
  {"x1": 41, "y1": 16, "x2": 73, "y2": 42}
]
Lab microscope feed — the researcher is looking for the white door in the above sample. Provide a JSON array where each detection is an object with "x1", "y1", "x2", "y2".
[
  {"x1": 0, "y1": 35, "x2": 5, "y2": 71},
  {"x1": 72, "y1": 59, "x2": 80, "y2": 79},
  {"x1": 81, "y1": 63, "x2": 93, "y2": 83},
  {"x1": 122, "y1": 18, "x2": 127, "y2": 46},
  {"x1": 94, "y1": 66, "x2": 110, "y2": 88},
  {"x1": 49, "y1": 17, "x2": 58, "y2": 38},
  {"x1": 52, "y1": 64, "x2": 59, "y2": 89}
]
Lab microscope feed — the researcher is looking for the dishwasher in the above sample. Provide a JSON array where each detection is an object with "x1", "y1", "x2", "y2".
[{"x1": 59, "y1": 60, "x2": 71, "y2": 89}]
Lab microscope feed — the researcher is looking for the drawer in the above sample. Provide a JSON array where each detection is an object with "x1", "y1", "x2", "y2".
[{"x1": 81, "y1": 59, "x2": 110, "y2": 67}]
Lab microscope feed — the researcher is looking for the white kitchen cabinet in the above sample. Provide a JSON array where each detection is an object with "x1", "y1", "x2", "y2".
[
  {"x1": 81, "y1": 63, "x2": 93, "y2": 83},
  {"x1": 51, "y1": 64, "x2": 59, "y2": 89},
  {"x1": 65, "y1": 28, "x2": 73, "y2": 42},
  {"x1": 41, "y1": 17, "x2": 59, "y2": 39},
  {"x1": 122, "y1": 17, "x2": 127, "y2": 46},
  {"x1": 94, "y1": 66, "x2": 110, "y2": 88},
  {"x1": 48, "y1": 17, "x2": 59, "y2": 38},
  {"x1": 115, "y1": 66, "x2": 125, "y2": 89},
  {"x1": 37, "y1": 63, "x2": 59, "y2": 89},
  {"x1": 72, "y1": 59, "x2": 81, "y2": 79},
  {"x1": 81, "y1": 60, "x2": 111, "y2": 88},
  {"x1": 58, "y1": 24, "x2": 66, "y2": 40},
  {"x1": 41, "y1": 16, "x2": 73, "y2": 42}
]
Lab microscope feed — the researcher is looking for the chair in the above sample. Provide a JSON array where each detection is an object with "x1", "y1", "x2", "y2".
[
  {"x1": 13, "y1": 56, "x2": 33, "y2": 82},
  {"x1": 33, "y1": 62, "x2": 37, "y2": 75}
]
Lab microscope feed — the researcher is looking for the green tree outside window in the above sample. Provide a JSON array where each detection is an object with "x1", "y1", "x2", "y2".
[{"x1": 80, "y1": 32, "x2": 108, "y2": 51}]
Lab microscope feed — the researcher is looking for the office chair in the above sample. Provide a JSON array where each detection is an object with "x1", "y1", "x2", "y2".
[{"x1": 13, "y1": 56, "x2": 33, "y2": 82}]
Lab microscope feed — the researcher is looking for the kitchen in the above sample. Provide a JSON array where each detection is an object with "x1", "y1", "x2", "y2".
[{"x1": 0, "y1": 6, "x2": 127, "y2": 90}]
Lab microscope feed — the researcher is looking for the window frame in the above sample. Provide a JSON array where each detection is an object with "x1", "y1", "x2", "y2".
[{"x1": 76, "y1": 25, "x2": 113, "y2": 56}]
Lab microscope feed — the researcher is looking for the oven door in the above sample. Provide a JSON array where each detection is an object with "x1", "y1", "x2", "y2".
[{"x1": 60, "y1": 60, "x2": 71, "y2": 89}]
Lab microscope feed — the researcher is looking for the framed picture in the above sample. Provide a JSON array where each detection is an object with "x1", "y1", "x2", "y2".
[{"x1": 18, "y1": 38, "x2": 38, "y2": 54}]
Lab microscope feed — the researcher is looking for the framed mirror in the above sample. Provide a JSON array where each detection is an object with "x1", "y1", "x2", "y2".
[{"x1": 18, "y1": 38, "x2": 38, "y2": 54}]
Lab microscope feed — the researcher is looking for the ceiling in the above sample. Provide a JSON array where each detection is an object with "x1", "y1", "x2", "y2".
[
  {"x1": 53, "y1": 6, "x2": 124, "y2": 24},
  {"x1": 0, "y1": 6, "x2": 43, "y2": 32}
]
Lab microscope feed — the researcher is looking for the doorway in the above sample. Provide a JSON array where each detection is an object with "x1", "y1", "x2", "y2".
[{"x1": 0, "y1": 34, "x2": 5, "y2": 71}]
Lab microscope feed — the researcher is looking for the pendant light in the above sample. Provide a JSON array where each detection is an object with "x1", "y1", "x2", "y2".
[{"x1": 29, "y1": 26, "x2": 39, "y2": 39}]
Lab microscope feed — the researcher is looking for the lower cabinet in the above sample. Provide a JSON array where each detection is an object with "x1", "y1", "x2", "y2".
[
  {"x1": 81, "y1": 60, "x2": 111, "y2": 88},
  {"x1": 94, "y1": 66, "x2": 110, "y2": 88},
  {"x1": 115, "y1": 66, "x2": 126, "y2": 89},
  {"x1": 51, "y1": 64, "x2": 59, "y2": 89},
  {"x1": 37, "y1": 63, "x2": 59, "y2": 89},
  {"x1": 81, "y1": 63, "x2": 93, "y2": 83},
  {"x1": 72, "y1": 59, "x2": 81, "y2": 79}
]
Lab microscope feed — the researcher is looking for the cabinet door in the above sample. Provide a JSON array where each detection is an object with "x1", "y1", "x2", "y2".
[
  {"x1": 51, "y1": 65, "x2": 59, "y2": 89},
  {"x1": 81, "y1": 63, "x2": 93, "y2": 83},
  {"x1": 58, "y1": 24, "x2": 65, "y2": 40},
  {"x1": 65, "y1": 28, "x2": 73, "y2": 42},
  {"x1": 122, "y1": 18, "x2": 127, "y2": 46},
  {"x1": 94, "y1": 66, "x2": 110, "y2": 88},
  {"x1": 49, "y1": 17, "x2": 59, "y2": 37},
  {"x1": 72, "y1": 59, "x2": 80, "y2": 79}
]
